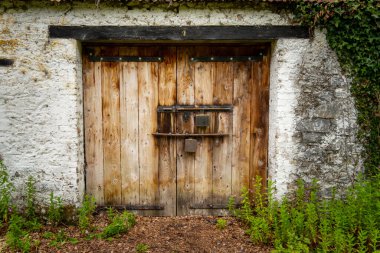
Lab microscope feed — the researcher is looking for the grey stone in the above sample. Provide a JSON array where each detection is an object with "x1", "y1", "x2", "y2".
[
  {"x1": 302, "y1": 132, "x2": 325, "y2": 143},
  {"x1": 330, "y1": 76, "x2": 344, "y2": 87},
  {"x1": 317, "y1": 91, "x2": 334, "y2": 102},
  {"x1": 297, "y1": 118, "x2": 331, "y2": 132},
  {"x1": 334, "y1": 88, "x2": 350, "y2": 98},
  {"x1": 314, "y1": 103, "x2": 339, "y2": 119}
]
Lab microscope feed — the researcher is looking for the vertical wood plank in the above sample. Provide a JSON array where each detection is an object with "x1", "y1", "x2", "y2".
[
  {"x1": 120, "y1": 47, "x2": 140, "y2": 205},
  {"x1": 193, "y1": 46, "x2": 213, "y2": 215},
  {"x1": 259, "y1": 52, "x2": 270, "y2": 189},
  {"x1": 250, "y1": 60, "x2": 261, "y2": 190},
  {"x1": 231, "y1": 48, "x2": 252, "y2": 200},
  {"x1": 249, "y1": 49, "x2": 270, "y2": 192},
  {"x1": 83, "y1": 48, "x2": 104, "y2": 205},
  {"x1": 212, "y1": 47, "x2": 234, "y2": 211},
  {"x1": 138, "y1": 47, "x2": 159, "y2": 209},
  {"x1": 158, "y1": 47, "x2": 177, "y2": 216},
  {"x1": 102, "y1": 47, "x2": 122, "y2": 205},
  {"x1": 176, "y1": 46, "x2": 195, "y2": 216}
]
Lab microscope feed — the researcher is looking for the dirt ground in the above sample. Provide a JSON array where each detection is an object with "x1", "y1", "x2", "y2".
[{"x1": 1, "y1": 214, "x2": 272, "y2": 253}]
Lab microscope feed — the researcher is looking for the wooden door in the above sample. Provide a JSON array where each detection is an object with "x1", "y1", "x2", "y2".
[{"x1": 83, "y1": 45, "x2": 269, "y2": 216}]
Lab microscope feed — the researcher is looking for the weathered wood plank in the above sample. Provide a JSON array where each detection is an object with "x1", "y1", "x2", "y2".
[
  {"x1": 120, "y1": 47, "x2": 140, "y2": 205},
  {"x1": 50, "y1": 26, "x2": 310, "y2": 41},
  {"x1": 250, "y1": 61, "x2": 261, "y2": 191},
  {"x1": 83, "y1": 50, "x2": 105, "y2": 205},
  {"x1": 249, "y1": 50, "x2": 270, "y2": 191},
  {"x1": 138, "y1": 47, "x2": 159, "y2": 209},
  {"x1": 193, "y1": 46, "x2": 213, "y2": 215},
  {"x1": 176, "y1": 46, "x2": 195, "y2": 216},
  {"x1": 231, "y1": 48, "x2": 252, "y2": 199},
  {"x1": 212, "y1": 47, "x2": 234, "y2": 211},
  {"x1": 260, "y1": 52, "x2": 270, "y2": 189},
  {"x1": 102, "y1": 47, "x2": 122, "y2": 205},
  {"x1": 158, "y1": 47, "x2": 177, "y2": 216}
]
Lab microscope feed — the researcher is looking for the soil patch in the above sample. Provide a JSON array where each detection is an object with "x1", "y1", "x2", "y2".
[{"x1": 2, "y1": 214, "x2": 272, "y2": 252}]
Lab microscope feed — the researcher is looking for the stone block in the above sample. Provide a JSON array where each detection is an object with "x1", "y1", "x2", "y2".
[
  {"x1": 296, "y1": 118, "x2": 331, "y2": 133},
  {"x1": 314, "y1": 102, "x2": 339, "y2": 119},
  {"x1": 334, "y1": 88, "x2": 349, "y2": 98},
  {"x1": 302, "y1": 132, "x2": 325, "y2": 143}
]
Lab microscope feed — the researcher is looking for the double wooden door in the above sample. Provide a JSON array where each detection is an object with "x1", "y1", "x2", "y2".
[{"x1": 83, "y1": 45, "x2": 269, "y2": 216}]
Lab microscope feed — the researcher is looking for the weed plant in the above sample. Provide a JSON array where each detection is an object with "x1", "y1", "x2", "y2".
[
  {"x1": 25, "y1": 176, "x2": 36, "y2": 219},
  {"x1": 24, "y1": 176, "x2": 42, "y2": 231},
  {"x1": 43, "y1": 230, "x2": 78, "y2": 247},
  {"x1": 0, "y1": 159, "x2": 14, "y2": 222},
  {"x1": 136, "y1": 243, "x2": 149, "y2": 253},
  {"x1": 216, "y1": 218, "x2": 227, "y2": 230},
  {"x1": 100, "y1": 208, "x2": 136, "y2": 239},
  {"x1": 230, "y1": 176, "x2": 380, "y2": 252},
  {"x1": 6, "y1": 213, "x2": 32, "y2": 252},
  {"x1": 48, "y1": 191, "x2": 64, "y2": 226},
  {"x1": 78, "y1": 195, "x2": 96, "y2": 232}
]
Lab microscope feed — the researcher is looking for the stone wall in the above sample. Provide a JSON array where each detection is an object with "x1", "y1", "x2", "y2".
[
  {"x1": 293, "y1": 32, "x2": 362, "y2": 195},
  {"x1": 0, "y1": 1, "x2": 361, "y2": 205}
]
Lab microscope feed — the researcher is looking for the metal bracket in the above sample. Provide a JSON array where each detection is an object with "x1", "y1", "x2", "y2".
[
  {"x1": 89, "y1": 55, "x2": 164, "y2": 62},
  {"x1": 0, "y1": 59, "x2": 14, "y2": 67},
  {"x1": 157, "y1": 105, "x2": 233, "y2": 113},
  {"x1": 96, "y1": 205, "x2": 164, "y2": 211},
  {"x1": 195, "y1": 115, "x2": 210, "y2": 127},
  {"x1": 184, "y1": 139, "x2": 197, "y2": 153},
  {"x1": 153, "y1": 133, "x2": 229, "y2": 137},
  {"x1": 190, "y1": 204, "x2": 241, "y2": 209},
  {"x1": 190, "y1": 54, "x2": 263, "y2": 62}
]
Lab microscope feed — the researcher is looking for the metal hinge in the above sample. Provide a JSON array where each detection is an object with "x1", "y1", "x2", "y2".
[
  {"x1": 88, "y1": 55, "x2": 164, "y2": 62},
  {"x1": 190, "y1": 53, "x2": 263, "y2": 62}
]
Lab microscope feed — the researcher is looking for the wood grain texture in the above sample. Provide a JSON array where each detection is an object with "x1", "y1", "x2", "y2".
[
  {"x1": 250, "y1": 61, "x2": 261, "y2": 190},
  {"x1": 83, "y1": 51, "x2": 105, "y2": 205},
  {"x1": 231, "y1": 48, "x2": 252, "y2": 199},
  {"x1": 259, "y1": 52, "x2": 270, "y2": 189},
  {"x1": 138, "y1": 47, "x2": 159, "y2": 208},
  {"x1": 102, "y1": 47, "x2": 122, "y2": 205},
  {"x1": 212, "y1": 47, "x2": 234, "y2": 210},
  {"x1": 193, "y1": 47, "x2": 213, "y2": 215},
  {"x1": 176, "y1": 46, "x2": 195, "y2": 216},
  {"x1": 120, "y1": 47, "x2": 139, "y2": 205},
  {"x1": 158, "y1": 47, "x2": 177, "y2": 216},
  {"x1": 249, "y1": 50, "x2": 270, "y2": 191}
]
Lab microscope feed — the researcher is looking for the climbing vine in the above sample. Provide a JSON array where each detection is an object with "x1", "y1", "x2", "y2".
[{"x1": 295, "y1": 0, "x2": 380, "y2": 176}]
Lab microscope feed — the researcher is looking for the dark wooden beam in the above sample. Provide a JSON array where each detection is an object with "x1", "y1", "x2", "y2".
[
  {"x1": 49, "y1": 26, "x2": 310, "y2": 41},
  {"x1": 0, "y1": 59, "x2": 14, "y2": 66}
]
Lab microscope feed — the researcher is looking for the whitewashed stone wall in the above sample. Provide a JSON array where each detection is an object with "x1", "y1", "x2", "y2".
[{"x1": 0, "y1": 1, "x2": 361, "y2": 206}]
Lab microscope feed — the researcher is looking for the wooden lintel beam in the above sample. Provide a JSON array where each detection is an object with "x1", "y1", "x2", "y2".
[{"x1": 49, "y1": 26, "x2": 310, "y2": 41}]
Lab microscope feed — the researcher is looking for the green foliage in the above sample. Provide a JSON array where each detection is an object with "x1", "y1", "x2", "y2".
[
  {"x1": 6, "y1": 214, "x2": 32, "y2": 253},
  {"x1": 136, "y1": 243, "x2": 149, "y2": 253},
  {"x1": 295, "y1": 0, "x2": 380, "y2": 175},
  {"x1": 48, "y1": 191, "x2": 64, "y2": 226},
  {"x1": 24, "y1": 176, "x2": 42, "y2": 231},
  {"x1": 216, "y1": 218, "x2": 227, "y2": 230},
  {"x1": 78, "y1": 195, "x2": 96, "y2": 232},
  {"x1": 100, "y1": 209, "x2": 136, "y2": 239},
  {"x1": 0, "y1": 159, "x2": 14, "y2": 222},
  {"x1": 25, "y1": 176, "x2": 36, "y2": 219},
  {"x1": 46, "y1": 230, "x2": 79, "y2": 247},
  {"x1": 231, "y1": 176, "x2": 380, "y2": 252}
]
